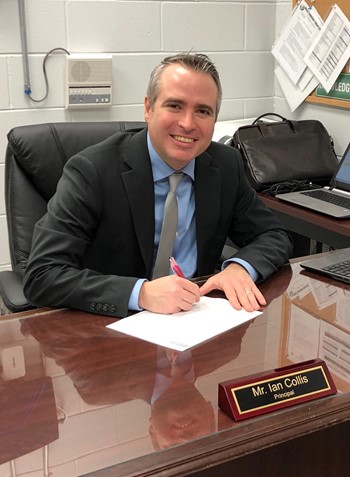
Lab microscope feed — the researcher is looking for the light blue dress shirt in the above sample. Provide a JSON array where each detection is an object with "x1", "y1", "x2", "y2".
[
  {"x1": 128, "y1": 135, "x2": 258, "y2": 310},
  {"x1": 151, "y1": 347, "x2": 195, "y2": 404}
]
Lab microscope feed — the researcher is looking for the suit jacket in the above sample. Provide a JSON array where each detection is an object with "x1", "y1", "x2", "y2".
[{"x1": 23, "y1": 127, "x2": 293, "y2": 317}]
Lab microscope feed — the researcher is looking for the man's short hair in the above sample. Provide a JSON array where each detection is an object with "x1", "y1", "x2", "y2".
[{"x1": 146, "y1": 52, "x2": 222, "y2": 119}]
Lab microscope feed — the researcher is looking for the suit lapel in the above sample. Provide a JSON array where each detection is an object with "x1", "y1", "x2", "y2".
[
  {"x1": 121, "y1": 130, "x2": 155, "y2": 276},
  {"x1": 195, "y1": 151, "x2": 221, "y2": 273}
]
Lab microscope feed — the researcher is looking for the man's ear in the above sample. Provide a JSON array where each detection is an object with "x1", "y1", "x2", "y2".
[
  {"x1": 148, "y1": 418, "x2": 160, "y2": 450},
  {"x1": 144, "y1": 96, "x2": 151, "y2": 122}
]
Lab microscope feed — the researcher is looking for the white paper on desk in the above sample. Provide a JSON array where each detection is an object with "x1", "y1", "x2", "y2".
[
  {"x1": 304, "y1": 5, "x2": 350, "y2": 93},
  {"x1": 107, "y1": 296, "x2": 261, "y2": 351}
]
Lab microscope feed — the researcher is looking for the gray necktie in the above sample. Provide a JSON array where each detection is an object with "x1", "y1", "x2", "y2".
[{"x1": 153, "y1": 173, "x2": 183, "y2": 279}]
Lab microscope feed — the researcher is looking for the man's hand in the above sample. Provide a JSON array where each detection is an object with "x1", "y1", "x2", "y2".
[
  {"x1": 199, "y1": 263, "x2": 266, "y2": 312},
  {"x1": 139, "y1": 276, "x2": 200, "y2": 314}
]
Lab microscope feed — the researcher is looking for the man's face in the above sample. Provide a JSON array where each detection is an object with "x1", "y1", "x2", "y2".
[
  {"x1": 144, "y1": 63, "x2": 218, "y2": 170},
  {"x1": 149, "y1": 380, "x2": 215, "y2": 449}
]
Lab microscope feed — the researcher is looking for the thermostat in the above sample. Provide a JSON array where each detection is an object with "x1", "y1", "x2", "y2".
[{"x1": 66, "y1": 53, "x2": 112, "y2": 109}]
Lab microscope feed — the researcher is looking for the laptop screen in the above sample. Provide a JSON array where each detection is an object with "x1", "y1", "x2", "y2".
[{"x1": 333, "y1": 142, "x2": 350, "y2": 191}]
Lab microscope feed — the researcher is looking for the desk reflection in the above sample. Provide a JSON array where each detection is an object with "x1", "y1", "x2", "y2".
[
  {"x1": 282, "y1": 261, "x2": 350, "y2": 392},
  {"x1": 20, "y1": 314, "x2": 250, "y2": 451},
  {"x1": 0, "y1": 376, "x2": 58, "y2": 465}
]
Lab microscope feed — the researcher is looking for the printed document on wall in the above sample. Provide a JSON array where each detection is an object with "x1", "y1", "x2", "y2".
[
  {"x1": 275, "y1": 65, "x2": 319, "y2": 112},
  {"x1": 272, "y1": 0, "x2": 323, "y2": 86},
  {"x1": 304, "y1": 4, "x2": 350, "y2": 93}
]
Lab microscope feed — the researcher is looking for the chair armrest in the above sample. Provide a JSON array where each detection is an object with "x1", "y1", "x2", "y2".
[{"x1": 0, "y1": 270, "x2": 35, "y2": 314}]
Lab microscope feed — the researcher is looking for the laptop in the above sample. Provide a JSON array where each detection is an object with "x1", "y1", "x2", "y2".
[
  {"x1": 275, "y1": 142, "x2": 350, "y2": 218},
  {"x1": 300, "y1": 248, "x2": 350, "y2": 284}
]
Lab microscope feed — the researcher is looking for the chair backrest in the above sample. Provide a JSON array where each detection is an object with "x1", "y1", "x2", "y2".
[{"x1": 5, "y1": 121, "x2": 145, "y2": 277}]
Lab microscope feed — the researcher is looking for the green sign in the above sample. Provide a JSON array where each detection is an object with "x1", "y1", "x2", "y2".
[{"x1": 316, "y1": 73, "x2": 350, "y2": 101}]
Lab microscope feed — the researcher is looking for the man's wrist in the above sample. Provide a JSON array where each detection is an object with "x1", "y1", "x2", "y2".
[
  {"x1": 128, "y1": 278, "x2": 147, "y2": 311},
  {"x1": 222, "y1": 257, "x2": 259, "y2": 282}
]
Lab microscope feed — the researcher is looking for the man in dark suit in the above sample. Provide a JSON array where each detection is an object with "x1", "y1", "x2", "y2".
[{"x1": 23, "y1": 52, "x2": 293, "y2": 317}]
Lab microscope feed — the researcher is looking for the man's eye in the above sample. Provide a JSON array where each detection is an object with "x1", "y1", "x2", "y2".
[
  {"x1": 168, "y1": 103, "x2": 181, "y2": 110},
  {"x1": 197, "y1": 109, "x2": 212, "y2": 116}
]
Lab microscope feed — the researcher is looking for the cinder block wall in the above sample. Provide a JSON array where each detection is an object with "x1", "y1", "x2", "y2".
[{"x1": 1, "y1": 0, "x2": 348, "y2": 272}]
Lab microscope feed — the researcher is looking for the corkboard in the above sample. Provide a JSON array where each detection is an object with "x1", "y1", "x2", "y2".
[
  {"x1": 292, "y1": 0, "x2": 350, "y2": 20},
  {"x1": 292, "y1": 0, "x2": 350, "y2": 108}
]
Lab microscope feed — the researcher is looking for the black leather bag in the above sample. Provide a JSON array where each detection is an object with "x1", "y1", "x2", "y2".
[{"x1": 232, "y1": 113, "x2": 339, "y2": 192}]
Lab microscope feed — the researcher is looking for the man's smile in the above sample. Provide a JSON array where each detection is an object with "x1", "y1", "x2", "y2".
[{"x1": 172, "y1": 135, "x2": 196, "y2": 144}]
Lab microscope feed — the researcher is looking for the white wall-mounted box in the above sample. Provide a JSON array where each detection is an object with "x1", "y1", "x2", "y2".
[{"x1": 66, "y1": 53, "x2": 112, "y2": 109}]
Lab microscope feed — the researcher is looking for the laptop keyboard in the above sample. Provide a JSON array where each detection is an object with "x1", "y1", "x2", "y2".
[
  {"x1": 322, "y1": 259, "x2": 350, "y2": 278},
  {"x1": 301, "y1": 189, "x2": 350, "y2": 209}
]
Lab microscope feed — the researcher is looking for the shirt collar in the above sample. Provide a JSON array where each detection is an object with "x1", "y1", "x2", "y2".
[{"x1": 147, "y1": 133, "x2": 195, "y2": 182}]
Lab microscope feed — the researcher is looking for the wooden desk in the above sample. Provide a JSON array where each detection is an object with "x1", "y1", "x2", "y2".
[
  {"x1": 1, "y1": 259, "x2": 350, "y2": 477},
  {"x1": 259, "y1": 193, "x2": 350, "y2": 254}
]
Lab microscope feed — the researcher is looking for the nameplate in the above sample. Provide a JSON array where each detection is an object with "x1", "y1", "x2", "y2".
[{"x1": 218, "y1": 359, "x2": 336, "y2": 421}]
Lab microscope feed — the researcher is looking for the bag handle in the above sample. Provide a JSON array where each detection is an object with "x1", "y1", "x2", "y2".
[
  {"x1": 252, "y1": 113, "x2": 287, "y2": 125},
  {"x1": 252, "y1": 113, "x2": 301, "y2": 136}
]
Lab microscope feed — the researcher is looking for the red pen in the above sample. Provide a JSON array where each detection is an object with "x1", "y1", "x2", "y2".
[{"x1": 169, "y1": 256, "x2": 185, "y2": 278}]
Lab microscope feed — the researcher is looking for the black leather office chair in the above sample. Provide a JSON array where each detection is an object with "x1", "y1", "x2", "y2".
[{"x1": 0, "y1": 121, "x2": 145, "y2": 314}]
